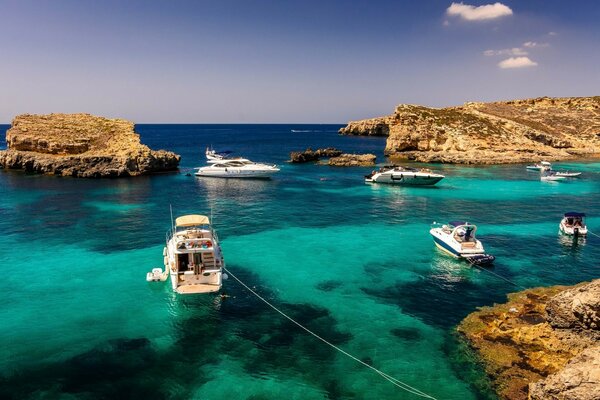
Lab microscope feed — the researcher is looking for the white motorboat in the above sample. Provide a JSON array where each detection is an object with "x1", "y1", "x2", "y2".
[
  {"x1": 526, "y1": 161, "x2": 552, "y2": 170},
  {"x1": 196, "y1": 158, "x2": 280, "y2": 178},
  {"x1": 162, "y1": 214, "x2": 224, "y2": 294},
  {"x1": 365, "y1": 166, "x2": 444, "y2": 186},
  {"x1": 554, "y1": 171, "x2": 582, "y2": 177},
  {"x1": 559, "y1": 212, "x2": 588, "y2": 237},
  {"x1": 429, "y1": 221, "x2": 495, "y2": 265},
  {"x1": 541, "y1": 169, "x2": 566, "y2": 182}
]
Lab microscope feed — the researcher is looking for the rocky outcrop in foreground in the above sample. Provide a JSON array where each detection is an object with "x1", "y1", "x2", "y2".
[
  {"x1": 327, "y1": 153, "x2": 376, "y2": 167},
  {"x1": 0, "y1": 113, "x2": 180, "y2": 178},
  {"x1": 457, "y1": 279, "x2": 600, "y2": 400},
  {"x1": 340, "y1": 96, "x2": 600, "y2": 164},
  {"x1": 289, "y1": 148, "x2": 342, "y2": 163}
]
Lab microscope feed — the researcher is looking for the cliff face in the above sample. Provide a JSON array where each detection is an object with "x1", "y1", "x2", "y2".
[
  {"x1": 457, "y1": 279, "x2": 600, "y2": 400},
  {"x1": 339, "y1": 96, "x2": 600, "y2": 164},
  {"x1": 0, "y1": 113, "x2": 180, "y2": 177}
]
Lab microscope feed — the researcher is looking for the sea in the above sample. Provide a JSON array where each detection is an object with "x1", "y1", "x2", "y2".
[{"x1": 1, "y1": 124, "x2": 599, "y2": 399}]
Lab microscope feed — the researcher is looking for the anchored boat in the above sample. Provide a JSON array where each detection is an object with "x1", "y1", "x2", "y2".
[
  {"x1": 365, "y1": 166, "x2": 444, "y2": 186},
  {"x1": 197, "y1": 148, "x2": 280, "y2": 178},
  {"x1": 526, "y1": 161, "x2": 552, "y2": 171},
  {"x1": 559, "y1": 212, "x2": 588, "y2": 237},
  {"x1": 429, "y1": 221, "x2": 495, "y2": 265},
  {"x1": 163, "y1": 214, "x2": 224, "y2": 294}
]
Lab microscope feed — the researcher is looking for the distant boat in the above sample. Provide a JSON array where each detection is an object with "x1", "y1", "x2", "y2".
[
  {"x1": 541, "y1": 169, "x2": 566, "y2": 182},
  {"x1": 554, "y1": 171, "x2": 582, "y2": 177},
  {"x1": 365, "y1": 165, "x2": 444, "y2": 186},
  {"x1": 430, "y1": 221, "x2": 495, "y2": 265},
  {"x1": 526, "y1": 161, "x2": 552, "y2": 170},
  {"x1": 196, "y1": 159, "x2": 280, "y2": 178},
  {"x1": 559, "y1": 212, "x2": 588, "y2": 237}
]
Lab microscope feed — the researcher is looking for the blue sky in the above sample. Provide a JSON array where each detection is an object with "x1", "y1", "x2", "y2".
[{"x1": 0, "y1": 0, "x2": 598, "y2": 123}]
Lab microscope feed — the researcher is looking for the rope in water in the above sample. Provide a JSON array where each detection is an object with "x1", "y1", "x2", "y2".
[
  {"x1": 465, "y1": 259, "x2": 528, "y2": 291},
  {"x1": 223, "y1": 267, "x2": 438, "y2": 400},
  {"x1": 587, "y1": 230, "x2": 600, "y2": 240}
]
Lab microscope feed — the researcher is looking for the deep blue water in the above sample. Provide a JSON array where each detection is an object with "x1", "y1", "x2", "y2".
[{"x1": 1, "y1": 124, "x2": 599, "y2": 399}]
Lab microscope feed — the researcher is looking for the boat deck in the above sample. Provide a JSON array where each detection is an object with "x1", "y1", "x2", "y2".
[{"x1": 176, "y1": 283, "x2": 221, "y2": 294}]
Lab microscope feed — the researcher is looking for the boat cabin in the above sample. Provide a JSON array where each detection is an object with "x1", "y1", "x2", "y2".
[
  {"x1": 444, "y1": 221, "x2": 478, "y2": 247},
  {"x1": 171, "y1": 215, "x2": 221, "y2": 275},
  {"x1": 563, "y1": 212, "x2": 586, "y2": 228}
]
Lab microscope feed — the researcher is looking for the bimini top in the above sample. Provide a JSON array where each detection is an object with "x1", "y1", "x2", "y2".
[
  {"x1": 449, "y1": 221, "x2": 469, "y2": 227},
  {"x1": 564, "y1": 212, "x2": 585, "y2": 218},
  {"x1": 175, "y1": 215, "x2": 210, "y2": 227}
]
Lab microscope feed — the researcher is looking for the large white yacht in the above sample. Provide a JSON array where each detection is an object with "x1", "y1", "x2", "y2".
[
  {"x1": 429, "y1": 221, "x2": 495, "y2": 265},
  {"x1": 365, "y1": 166, "x2": 444, "y2": 185},
  {"x1": 196, "y1": 152, "x2": 280, "y2": 178},
  {"x1": 164, "y1": 214, "x2": 224, "y2": 294}
]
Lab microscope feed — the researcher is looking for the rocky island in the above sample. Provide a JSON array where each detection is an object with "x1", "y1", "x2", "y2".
[
  {"x1": 340, "y1": 96, "x2": 600, "y2": 164},
  {"x1": 0, "y1": 113, "x2": 180, "y2": 178},
  {"x1": 289, "y1": 148, "x2": 376, "y2": 166},
  {"x1": 458, "y1": 279, "x2": 600, "y2": 400}
]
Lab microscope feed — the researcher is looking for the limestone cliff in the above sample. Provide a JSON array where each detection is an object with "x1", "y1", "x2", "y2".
[
  {"x1": 340, "y1": 96, "x2": 600, "y2": 164},
  {"x1": 0, "y1": 113, "x2": 180, "y2": 177},
  {"x1": 457, "y1": 279, "x2": 600, "y2": 400}
]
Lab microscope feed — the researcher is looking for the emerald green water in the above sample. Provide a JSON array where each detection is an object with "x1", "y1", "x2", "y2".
[{"x1": 1, "y1": 125, "x2": 599, "y2": 399}]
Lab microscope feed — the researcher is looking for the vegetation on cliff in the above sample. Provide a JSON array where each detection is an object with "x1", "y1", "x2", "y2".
[
  {"x1": 0, "y1": 113, "x2": 180, "y2": 177},
  {"x1": 340, "y1": 96, "x2": 600, "y2": 164}
]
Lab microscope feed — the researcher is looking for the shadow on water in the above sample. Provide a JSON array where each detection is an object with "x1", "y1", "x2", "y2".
[{"x1": 0, "y1": 267, "x2": 355, "y2": 400}]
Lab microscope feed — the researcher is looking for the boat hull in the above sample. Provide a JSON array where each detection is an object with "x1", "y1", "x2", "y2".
[
  {"x1": 368, "y1": 172, "x2": 444, "y2": 186},
  {"x1": 195, "y1": 169, "x2": 278, "y2": 179},
  {"x1": 559, "y1": 223, "x2": 587, "y2": 236}
]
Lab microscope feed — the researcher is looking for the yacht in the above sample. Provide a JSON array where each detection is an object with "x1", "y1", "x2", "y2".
[
  {"x1": 559, "y1": 212, "x2": 588, "y2": 236},
  {"x1": 196, "y1": 159, "x2": 280, "y2": 178},
  {"x1": 365, "y1": 166, "x2": 444, "y2": 185},
  {"x1": 526, "y1": 161, "x2": 552, "y2": 170},
  {"x1": 429, "y1": 221, "x2": 495, "y2": 265},
  {"x1": 164, "y1": 214, "x2": 224, "y2": 294}
]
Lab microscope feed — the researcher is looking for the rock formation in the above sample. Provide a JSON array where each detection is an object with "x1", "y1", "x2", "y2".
[
  {"x1": 327, "y1": 153, "x2": 376, "y2": 167},
  {"x1": 340, "y1": 96, "x2": 600, "y2": 164},
  {"x1": 289, "y1": 147, "x2": 342, "y2": 163},
  {"x1": 457, "y1": 279, "x2": 600, "y2": 400},
  {"x1": 0, "y1": 113, "x2": 180, "y2": 177}
]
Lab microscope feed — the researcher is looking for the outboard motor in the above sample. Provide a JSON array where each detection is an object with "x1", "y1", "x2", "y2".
[{"x1": 574, "y1": 227, "x2": 579, "y2": 238}]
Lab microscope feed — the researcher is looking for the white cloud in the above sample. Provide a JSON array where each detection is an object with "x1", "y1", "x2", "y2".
[
  {"x1": 447, "y1": 2, "x2": 513, "y2": 21},
  {"x1": 484, "y1": 47, "x2": 528, "y2": 56},
  {"x1": 548, "y1": 31, "x2": 558, "y2": 36},
  {"x1": 498, "y1": 57, "x2": 538, "y2": 69},
  {"x1": 523, "y1": 41, "x2": 549, "y2": 48}
]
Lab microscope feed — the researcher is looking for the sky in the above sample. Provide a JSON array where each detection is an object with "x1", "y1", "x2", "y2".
[{"x1": 0, "y1": 0, "x2": 599, "y2": 123}]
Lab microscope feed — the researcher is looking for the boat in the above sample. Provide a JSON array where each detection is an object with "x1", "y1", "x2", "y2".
[
  {"x1": 554, "y1": 171, "x2": 582, "y2": 177},
  {"x1": 196, "y1": 158, "x2": 280, "y2": 178},
  {"x1": 365, "y1": 165, "x2": 444, "y2": 186},
  {"x1": 540, "y1": 169, "x2": 566, "y2": 182},
  {"x1": 559, "y1": 212, "x2": 588, "y2": 236},
  {"x1": 526, "y1": 161, "x2": 552, "y2": 170},
  {"x1": 163, "y1": 214, "x2": 224, "y2": 294},
  {"x1": 429, "y1": 221, "x2": 495, "y2": 265}
]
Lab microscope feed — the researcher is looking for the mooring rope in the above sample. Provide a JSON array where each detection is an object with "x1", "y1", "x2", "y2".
[
  {"x1": 587, "y1": 230, "x2": 600, "y2": 240},
  {"x1": 223, "y1": 267, "x2": 438, "y2": 399},
  {"x1": 465, "y1": 259, "x2": 528, "y2": 290}
]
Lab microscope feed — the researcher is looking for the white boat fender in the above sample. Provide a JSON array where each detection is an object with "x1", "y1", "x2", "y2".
[{"x1": 223, "y1": 273, "x2": 228, "y2": 280}]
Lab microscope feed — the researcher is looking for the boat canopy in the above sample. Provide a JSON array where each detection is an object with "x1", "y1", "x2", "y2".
[
  {"x1": 449, "y1": 220, "x2": 468, "y2": 227},
  {"x1": 176, "y1": 215, "x2": 210, "y2": 227},
  {"x1": 564, "y1": 212, "x2": 585, "y2": 218}
]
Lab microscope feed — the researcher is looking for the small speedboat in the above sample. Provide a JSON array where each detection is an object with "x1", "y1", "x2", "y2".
[
  {"x1": 526, "y1": 161, "x2": 552, "y2": 170},
  {"x1": 163, "y1": 214, "x2": 225, "y2": 294},
  {"x1": 559, "y1": 212, "x2": 588, "y2": 237},
  {"x1": 430, "y1": 221, "x2": 495, "y2": 265},
  {"x1": 365, "y1": 165, "x2": 444, "y2": 186},
  {"x1": 541, "y1": 169, "x2": 566, "y2": 182},
  {"x1": 196, "y1": 159, "x2": 280, "y2": 178},
  {"x1": 554, "y1": 171, "x2": 582, "y2": 177}
]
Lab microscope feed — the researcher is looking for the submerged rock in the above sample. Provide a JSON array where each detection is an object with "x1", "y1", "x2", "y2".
[
  {"x1": 289, "y1": 147, "x2": 342, "y2": 163},
  {"x1": 327, "y1": 153, "x2": 376, "y2": 167},
  {"x1": 457, "y1": 279, "x2": 600, "y2": 400},
  {"x1": 340, "y1": 96, "x2": 600, "y2": 164},
  {"x1": 0, "y1": 113, "x2": 180, "y2": 178}
]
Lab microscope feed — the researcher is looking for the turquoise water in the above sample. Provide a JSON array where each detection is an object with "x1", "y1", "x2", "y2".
[{"x1": 1, "y1": 124, "x2": 599, "y2": 399}]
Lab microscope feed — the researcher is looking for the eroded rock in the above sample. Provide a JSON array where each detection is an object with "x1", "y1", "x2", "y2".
[
  {"x1": 0, "y1": 113, "x2": 180, "y2": 177},
  {"x1": 289, "y1": 147, "x2": 342, "y2": 163},
  {"x1": 327, "y1": 153, "x2": 376, "y2": 167}
]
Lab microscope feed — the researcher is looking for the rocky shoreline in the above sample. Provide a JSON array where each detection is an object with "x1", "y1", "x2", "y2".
[
  {"x1": 457, "y1": 279, "x2": 600, "y2": 400},
  {"x1": 0, "y1": 113, "x2": 180, "y2": 178},
  {"x1": 340, "y1": 96, "x2": 600, "y2": 164}
]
